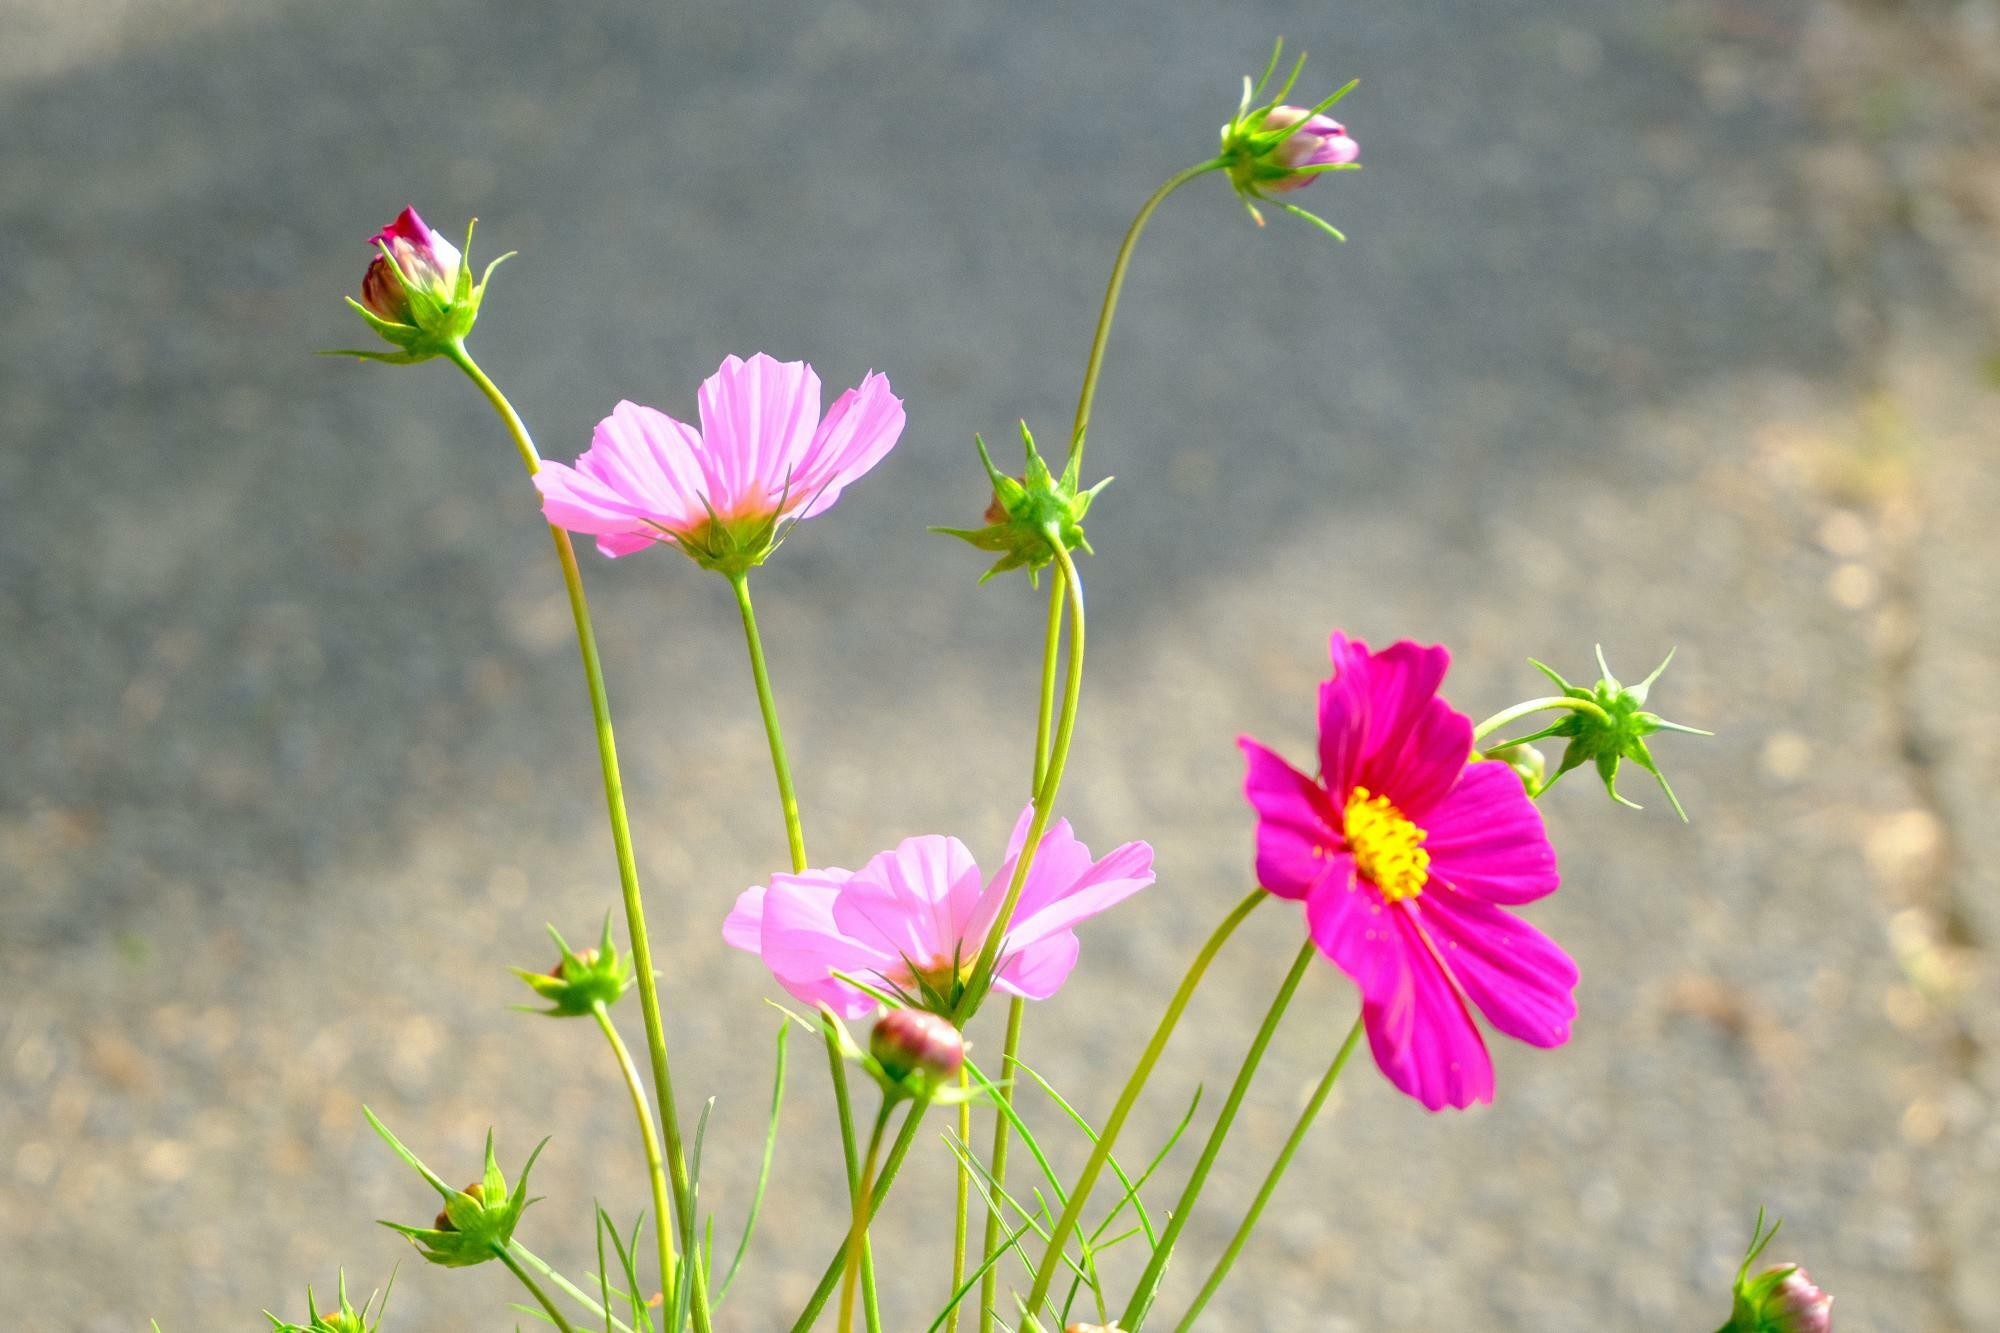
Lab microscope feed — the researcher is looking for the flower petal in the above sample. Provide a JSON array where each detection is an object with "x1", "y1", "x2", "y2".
[
  {"x1": 1363, "y1": 906, "x2": 1495, "y2": 1110},
  {"x1": 1424, "y1": 761, "x2": 1560, "y2": 904},
  {"x1": 791, "y1": 371, "x2": 905, "y2": 519},
  {"x1": 832, "y1": 835, "x2": 983, "y2": 971},
  {"x1": 995, "y1": 930, "x2": 1081, "y2": 1001},
  {"x1": 695, "y1": 353, "x2": 823, "y2": 519},
  {"x1": 1240, "y1": 736, "x2": 1340, "y2": 900},
  {"x1": 1417, "y1": 889, "x2": 1577, "y2": 1049},
  {"x1": 1303, "y1": 859, "x2": 1407, "y2": 1003},
  {"x1": 1334, "y1": 637, "x2": 1470, "y2": 816},
  {"x1": 755, "y1": 867, "x2": 886, "y2": 1019}
]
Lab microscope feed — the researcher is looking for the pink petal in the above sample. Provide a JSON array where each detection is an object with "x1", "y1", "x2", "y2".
[
  {"x1": 995, "y1": 930, "x2": 1081, "y2": 1001},
  {"x1": 1002, "y1": 837, "x2": 1154, "y2": 951},
  {"x1": 832, "y1": 835, "x2": 983, "y2": 971},
  {"x1": 1239, "y1": 737, "x2": 1340, "y2": 900},
  {"x1": 1416, "y1": 889, "x2": 1577, "y2": 1049},
  {"x1": 533, "y1": 460, "x2": 658, "y2": 544},
  {"x1": 722, "y1": 885, "x2": 765, "y2": 953},
  {"x1": 791, "y1": 371, "x2": 906, "y2": 519},
  {"x1": 757, "y1": 867, "x2": 892, "y2": 1018},
  {"x1": 1363, "y1": 907, "x2": 1495, "y2": 1111},
  {"x1": 1303, "y1": 859, "x2": 1408, "y2": 1003},
  {"x1": 1342, "y1": 638, "x2": 1470, "y2": 817},
  {"x1": 1423, "y1": 761, "x2": 1560, "y2": 905},
  {"x1": 695, "y1": 353, "x2": 823, "y2": 519},
  {"x1": 579, "y1": 401, "x2": 712, "y2": 531}
]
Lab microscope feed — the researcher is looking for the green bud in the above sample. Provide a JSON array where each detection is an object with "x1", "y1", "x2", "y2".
[
  {"x1": 1483, "y1": 741, "x2": 1547, "y2": 796},
  {"x1": 512, "y1": 916, "x2": 632, "y2": 1017},
  {"x1": 931, "y1": 422, "x2": 1109, "y2": 586},
  {"x1": 1720, "y1": 1211, "x2": 1833, "y2": 1333},
  {"x1": 1520, "y1": 646, "x2": 1710, "y2": 820},
  {"x1": 363, "y1": 1108, "x2": 547, "y2": 1268},
  {"x1": 263, "y1": 1269, "x2": 395, "y2": 1333}
]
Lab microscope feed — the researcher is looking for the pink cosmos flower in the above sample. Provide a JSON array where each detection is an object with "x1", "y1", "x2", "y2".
[
  {"x1": 360, "y1": 207, "x2": 463, "y2": 323},
  {"x1": 723, "y1": 808, "x2": 1154, "y2": 1019},
  {"x1": 533, "y1": 354, "x2": 905, "y2": 564},
  {"x1": 1239, "y1": 633, "x2": 1577, "y2": 1111},
  {"x1": 1261, "y1": 106, "x2": 1360, "y2": 193}
]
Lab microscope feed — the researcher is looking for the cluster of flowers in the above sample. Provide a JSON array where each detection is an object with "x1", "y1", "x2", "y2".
[{"x1": 221, "y1": 41, "x2": 1832, "y2": 1333}]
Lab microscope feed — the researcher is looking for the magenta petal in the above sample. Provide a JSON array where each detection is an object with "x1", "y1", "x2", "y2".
[
  {"x1": 1303, "y1": 861, "x2": 1406, "y2": 1003},
  {"x1": 1363, "y1": 908, "x2": 1496, "y2": 1111},
  {"x1": 1424, "y1": 761, "x2": 1560, "y2": 904},
  {"x1": 995, "y1": 930, "x2": 1081, "y2": 1001},
  {"x1": 1240, "y1": 737, "x2": 1339, "y2": 900},
  {"x1": 1418, "y1": 889, "x2": 1577, "y2": 1048},
  {"x1": 1343, "y1": 639, "x2": 1470, "y2": 816}
]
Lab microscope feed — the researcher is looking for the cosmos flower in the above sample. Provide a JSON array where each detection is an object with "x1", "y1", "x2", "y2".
[
  {"x1": 1239, "y1": 632, "x2": 1578, "y2": 1110},
  {"x1": 534, "y1": 353, "x2": 905, "y2": 571},
  {"x1": 358, "y1": 207, "x2": 463, "y2": 325},
  {"x1": 723, "y1": 808, "x2": 1153, "y2": 1019}
]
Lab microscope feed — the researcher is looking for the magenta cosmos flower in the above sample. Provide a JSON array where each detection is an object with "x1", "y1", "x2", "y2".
[
  {"x1": 723, "y1": 808, "x2": 1154, "y2": 1019},
  {"x1": 533, "y1": 354, "x2": 905, "y2": 570},
  {"x1": 359, "y1": 206, "x2": 463, "y2": 324},
  {"x1": 1239, "y1": 633, "x2": 1578, "y2": 1111},
  {"x1": 1260, "y1": 106, "x2": 1360, "y2": 193}
]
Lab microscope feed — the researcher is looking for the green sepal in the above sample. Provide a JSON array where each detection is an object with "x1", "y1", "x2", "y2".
[
  {"x1": 362, "y1": 1108, "x2": 547, "y2": 1268},
  {"x1": 1519, "y1": 647, "x2": 1710, "y2": 820},
  {"x1": 931, "y1": 422, "x2": 1108, "y2": 586},
  {"x1": 512, "y1": 915, "x2": 634, "y2": 1017},
  {"x1": 264, "y1": 1267, "x2": 396, "y2": 1333},
  {"x1": 1215, "y1": 40, "x2": 1359, "y2": 235},
  {"x1": 815, "y1": 1003, "x2": 983, "y2": 1107},
  {"x1": 339, "y1": 223, "x2": 498, "y2": 365}
]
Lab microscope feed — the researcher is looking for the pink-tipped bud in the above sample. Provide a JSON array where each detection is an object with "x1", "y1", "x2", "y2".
[
  {"x1": 869, "y1": 1009, "x2": 965, "y2": 1085},
  {"x1": 1758, "y1": 1265, "x2": 1832, "y2": 1332},
  {"x1": 360, "y1": 207, "x2": 463, "y2": 324},
  {"x1": 1259, "y1": 106, "x2": 1360, "y2": 193}
]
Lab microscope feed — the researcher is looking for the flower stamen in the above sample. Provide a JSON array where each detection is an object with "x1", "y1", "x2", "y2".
[{"x1": 1344, "y1": 785, "x2": 1429, "y2": 902}]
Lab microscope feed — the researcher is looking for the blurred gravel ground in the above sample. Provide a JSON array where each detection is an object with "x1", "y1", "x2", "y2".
[{"x1": 1, "y1": 1, "x2": 1996, "y2": 1329}]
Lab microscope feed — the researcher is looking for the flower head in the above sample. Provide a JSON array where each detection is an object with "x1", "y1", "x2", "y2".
[
  {"x1": 334, "y1": 207, "x2": 509, "y2": 364},
  {"x1": 535, "y1": 354, "x2": 906, "y2": 574},
  {"x1": 723, "y1": 807, "x2": 1154, "y2": 1021},
  {"x1": 932, "y1": 421, "x2": 1110, "y2": 585},
  {"x1": 511, "y1": 917, "x2": 632, "y2": 1017},
  {"x1": 1725, "y1": 1211, "x2": 1833, "y2": 1332},
  {"x1": 1239, "y1": 633, "x2": 1578, "y2": 1110},
  {"x1": 1219, "y1": 40, "x2": 1360, "y2": 236},
  {"x1": 1516, "y1": 647, "x2": 1710, "y2": 820},
  {"x1": 363, "y1": 1109, "x2": 545, "y2": 1268}
]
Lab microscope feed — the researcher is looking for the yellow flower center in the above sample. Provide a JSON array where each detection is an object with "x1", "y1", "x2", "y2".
[{"x1": 1343, "y1": 786, "x2": 1429, "y2": 902}]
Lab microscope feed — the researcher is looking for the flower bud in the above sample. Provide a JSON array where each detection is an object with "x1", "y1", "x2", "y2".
[
  {"x1": 332, "y1": 207, "x2": 511, "y2": 365},
  {"x1": 514, "y1": 918, "x2": 632, "y2": 1017},
  {"x1": 1483, "y1": 741, "x2": 1547, "y2": 795},
  {"x1": 932, "y1": 422, "x2": 1108, "y2": 586},
  {"x1": 1519, "y1": 647, "x2": 1710, "y2": 821},
  {"x1": 433, "y1": 1181, "x2": 485, "y2": 1232},
  {"x1": 1752, "y1": 1266, "x2": 1833, "y2": 1332},
  {"x1": 365, "y1": 1109, "x2": 545, "y2": 1268},
  {"x1": 267, "y1": 1269, "x2": 393, "y2": 1333},
  {"x1": 1216, "y1": 41, "x2": 1360, "y2": 236},
  {"x1": 869, "y1": 1008, "x2": 965, "y2": 1086},
  {"x1": 1255, "y1": 106, "x2": 1360, "y2": 193}
]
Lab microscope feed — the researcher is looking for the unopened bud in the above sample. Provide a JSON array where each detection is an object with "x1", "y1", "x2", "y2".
[
  {"x1": 869, "y1": 1008, "x2": 965, "y2": 1086},
  {"x1": 433, "y1": 1181, "x2": 485, "y2": 1231},
  {"x1": 1753, "y1": 1265, "x2": 1832, "y2": 1332}
]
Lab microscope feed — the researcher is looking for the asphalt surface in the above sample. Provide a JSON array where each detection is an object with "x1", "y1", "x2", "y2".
[{"x1": 2, "y1": 0, "x2": 1996, "y2": 1329}]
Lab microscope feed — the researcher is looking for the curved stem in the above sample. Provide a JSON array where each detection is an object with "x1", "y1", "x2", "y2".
[
  {"x1": 499, "y1": 1244, "x2": 581, "y2": 1333},
  {"x1": 1068, "y1": 159, "x2": 1226, "y2": 472},
  {"x1": 791, "y1": 1100, "x2": 932, "y2": 1332},
  {"x1": 1471, "y1": 695, "x2": 1609, "y2": 744},
  {"x1": 1019, "y1": 888, "x2": 1267, "y2": 1323},
  {"x1": 1120, "y1": 939, "x2": 1317, "y2": 1330},
  {"x1": 977, "y1": 996, "x2": 1027, "y2": 1333},
  {"x1": 948, "y1": 1073, "x2": 971, "y2": 1333},
  {"x1": 446, "y1": 343, "x2": 710, "y2": 1333},
  {"x1": 839, "y1": 1102, "x2": 895, "y2": 1333},
  {"x1": 729, "y1": 571, "x2": 809, "y2": 875},
  {"x1": 962, "y1": 542, "x2": 1087, "y2": 1011},
  {"x1": 593, "y1": 1002, "x2": 677, "y2": 1305},
  {"x1": 1173, "y1": 1014, "x2": 1366, "y2": 1332},
  {"x1": 1031, "y1": 577, "x2": 1064, "y2": 793}
]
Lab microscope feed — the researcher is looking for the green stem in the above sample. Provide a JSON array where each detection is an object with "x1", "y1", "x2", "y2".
[
  {"x1": 839, "y1": 1103, "x2": 896, "y2": 1333},
  {"x1": 977, "y1": 996, "x2": 1027, "y2": 1333},
  {"x1": 1120, "y1": 939, "x2": 1317, "y2": 1330},
  {"x1": 499, "y1": 1243, "x2": 582, "y2": 1333},
  {"x1": 1068, "y1": 159, "x2": 1226, "y2": 472},
  {"x1": 1019, "y1": 888, "x2": 1266, "y2": 1323},
  {"x1": 1172, "y1": 1015, "x2": 1365, "y2": 1332},
  {"x1": 948, "y1": 1071, "x2": 971, "y2": 1333},
  {"x1": 729, "y1": 571, "x2": 809, "y2": 875},
  {"x1": 1470, "y1": 695, "x2": 1609, "y2": 744},
  {"x1": 592, "y1": 1003, "x2": 677, "y2": 1306},
  {"x1": 446, "y1": 343, "x2": 711, "y2": 1333},
  {"x1": 961, "y1": 542, "x2": 1086, "y2": 1013},
  {"x1": 1031, "y1": 577, "x2": 1064, "y2": 793},
  {"x1": 789, "y1": 1101, "x2": 933, "y2": 1332},
  {"x1": 821, "y1": 1014, "x2": 880, "y2": 1324}
]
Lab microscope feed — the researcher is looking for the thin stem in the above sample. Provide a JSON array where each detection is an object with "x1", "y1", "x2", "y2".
[
  {"x1": 592, "y1": 1003, "x2": 677, "y2": 1305},
  {"x1": 839, "y1": 1104, "x2": 896, "y2": 1333},
  {"x1": 1032, "y1": 576, "x2": 1064, "y2": 793},
  {"x1": 1471, "y1": 695, "x2": 1610, "y2": 744},
  {"x1": 789, "y1": 1100, "x2": 933, "y2": 1332},
  {"x1": 446, "y1": 343, "x2": 711, "y2": 1333},
  {"x1": 962, "y1": 543, "x2": 1086, "y2": 1010},
  {"x1": 821, "y1": 1017, "x2": 880, "y2": 1322},
  {"x1": 948, "y1": 1072, "x2": 971, "y2": 1333},
  {"x1": 499, "y1": 1244, "x2": 582, "y2": 1333},
  {"x1": 1020, "y1": 889, "x2": 1267, "y2": 1322},
  {"x1": 977, "y1": 997, "x2": 1027, "y2": 1333},
  {"x1": 1120, "y1": 939, "x2": 1318, "y2": 1330},
  {"x1": 729, "y1": 571, "x2": 809, "y2": 875},
  {"x1": 1068, "y1": 159, "x2": 1226, "y2": 472},
  {"x1": 1173, "y1": 1015, "x2": 1366, "y2": 1332}
]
